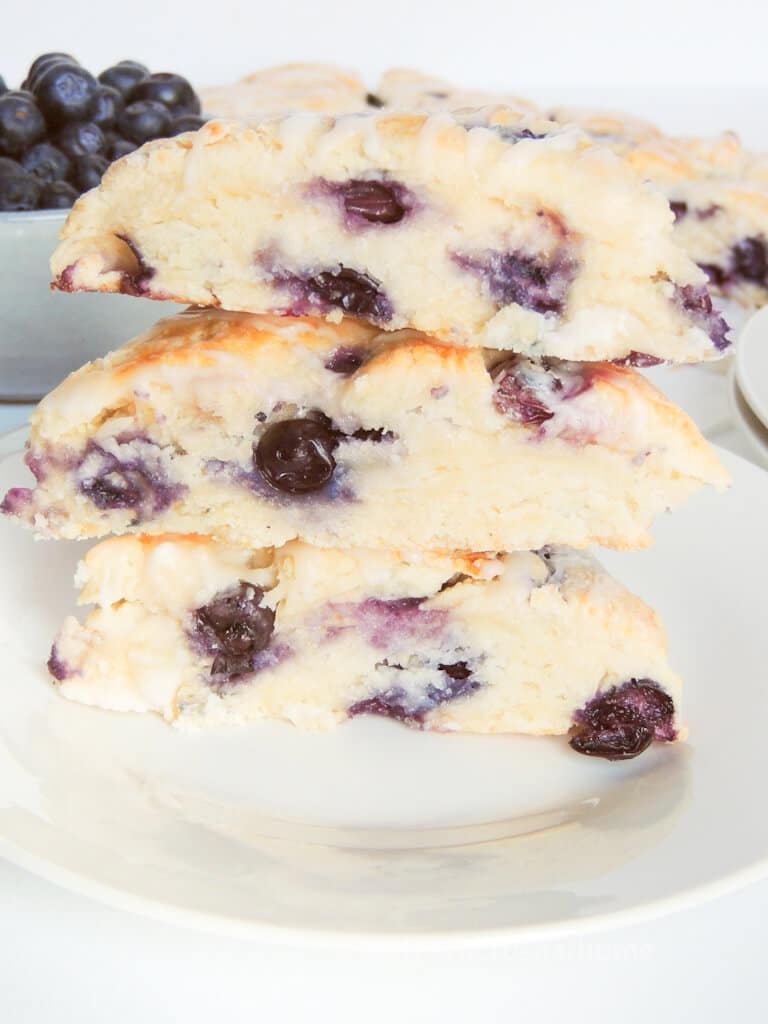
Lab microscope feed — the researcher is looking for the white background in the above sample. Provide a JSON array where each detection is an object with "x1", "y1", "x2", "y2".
[{"x1": 4, "y1": 2, "x2": 768, "y2": 1019}]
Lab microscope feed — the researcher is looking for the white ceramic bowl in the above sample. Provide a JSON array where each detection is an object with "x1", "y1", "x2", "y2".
[{"x1": 0, "y1": 209, "x2": 183, "y2": 400}]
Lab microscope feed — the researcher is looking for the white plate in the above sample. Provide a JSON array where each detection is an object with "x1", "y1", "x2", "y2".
[
  {"x1": 736, "y1": 306, "x2": 768, "y2": 430},
  {"x1": 1, "y1": 432, "x2": 768, "y2": 948},
  {"x1": 729, "y1": 372, "x2": 768, "y2": 469}
]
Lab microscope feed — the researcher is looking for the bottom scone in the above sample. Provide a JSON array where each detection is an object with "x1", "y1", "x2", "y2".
[{"x1": 49, "y1": 535, "x2": 682, "y2": 760}]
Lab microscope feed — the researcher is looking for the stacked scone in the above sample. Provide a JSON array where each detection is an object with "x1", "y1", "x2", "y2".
[{"x1": 2, "y1": 106, "x2": 731, "y2": 760}]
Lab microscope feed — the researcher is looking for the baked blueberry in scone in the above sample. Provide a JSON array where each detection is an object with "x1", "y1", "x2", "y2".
[
  {"x1": 2, "y1": 309, "x2": 728, "y2": 552},
  {"x1": 49, "y1": 535, "x2": 682, "y2": 759},
  {"x1": 50, "y1": 109, "x2": 730, "y2": 362}
]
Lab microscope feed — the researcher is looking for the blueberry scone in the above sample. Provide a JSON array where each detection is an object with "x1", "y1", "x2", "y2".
[
  {"x1": 200, "y1": 63, "x2": 370, "y2": 122},
  {"x1": 2, "y1": 309, "x2": 728, "y2": 552},
  {"x1": 49, "y1": 534, "x2": 682, "y2": 759},
  {"x1": 50, "y1": 111, "x2": 731, "y2": 362}
]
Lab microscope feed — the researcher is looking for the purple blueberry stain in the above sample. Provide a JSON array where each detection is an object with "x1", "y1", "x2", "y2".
[
  {"x1": 349, "y1": 660, "x2": 481, "y2": 727},
  {"x1": 309, "y1": 177, "x2": 415, "y2": 228},
  {"x1": 569, "y1": 679, "x2": 676, "y2": 760},
  {"x1": 0, "y1": 486, "x2": 34, "y2": 517},
  {"x1": 257, "y1": 252, "x2": 394, "y2": 325},
  {"x1": 454, "y1": 243, "x2": 578, "y2": 316},
  {"x1": 491, "y1": 355, "x2": 591, "y2": 429},
  {"x1": 113, "y1": 233, "x2": 156, "y2": 296},
  {"x1": 188, "y1": 581, "x2": 276, "y2": 687},
  {"x1": 47, "y1": 644, "x2": 73, "y2": 682},
  {"x1": 612, "y1": 351, "x2": 665, "y2": 368},
  {"x1": 349, "y1": 597, "x2": 449, "y2": 649},
  {"x1": 674, "y1": 283, "x2": 731, "y2": 351},
  {"x1": 76, "y1": 437, "x2": 183, "y2": 520}
]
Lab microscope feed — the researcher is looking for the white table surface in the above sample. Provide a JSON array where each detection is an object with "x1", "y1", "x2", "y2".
[{"x1": 0, "y1": 389, "x2": 766, "y2": 1021}]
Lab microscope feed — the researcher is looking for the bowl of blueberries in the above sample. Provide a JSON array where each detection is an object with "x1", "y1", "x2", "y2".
[{"x1": 0, "y1": 52, "x2": 205, "y2": 400}]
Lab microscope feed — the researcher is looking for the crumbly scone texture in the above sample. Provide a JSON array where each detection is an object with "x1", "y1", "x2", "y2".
[
  {"x1": 2, "y1": 309, "x2": 728, "y2": 552},
  {"x1": 50, "y1": 110, "x2": 729, "y2": 362},
  {"x1": 378, "y1": 68, "x2": 768, "y2": 314},
  {"x1": 50, "y1": 534, "x2": 683, "y2": 741}
]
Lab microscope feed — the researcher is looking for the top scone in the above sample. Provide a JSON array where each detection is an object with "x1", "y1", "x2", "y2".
[{"x1": 50, "y1": 110, "x2": 730, "y2": 363}]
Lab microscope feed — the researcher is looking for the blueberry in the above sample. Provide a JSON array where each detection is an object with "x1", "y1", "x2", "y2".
[
  {"x1": 77, "y1": 439, "x2": 181, "y2": 517},
  {"x1": 0, "y1": 91, "x2": 46, "y2": 157},
  {"x1": 55, "y1": 121, "x2": 105, "y2": 160},
  {"x1": 20, "y1": 141, "x2": 70, "y2": 184},
  {"x1": 341, "y1": 179, "x2": 406, "y2": 224},
  {"x1": 254, "y1": 418, "x2": 337, "y2": 494},
  {"x1": 325, "y1": 346, "x2": 366, "y2": 374},
  {"x1": 491, "y1": 355, "x2": 589, "y2": 426},
  {"x1": 169, "y1": 113, "x2": 206, "y2": 135},
  {"x1": 130, "y1": 72, "x2": 199, "y2": 114},
  {"x1": 0, "y1": 159, "x2": 40, "y2": 210},
  {"x1": 109, "y1": 136, "x2": 136, "y2": 161},
  {"x1": 34, "y1": 63, "x2": 99, "y2": 127},
  {"x1": 307, "y1": 266, "x2": 393, "y2": 321},
  {"x1": 670, "y1": 200, "x2": 688, "y2": 221},
  {"x1": 569, "y1": 679, "x2": 676, "y2": 760},
  {"x1": 28, "y1": 52, "x2": 78, "y2": 83},
  {"x1": 40, "y1": 179, "x2": 78, "y2": 208},
  {"x1": 72, "y1": 153, "x2": 109, "y2": 191},
  {"x1": 90, "y1": 85, "x2": 124, "y2": 132},
  {"x1": 98, "y1": 61, "x2": 149, "y2": 99},
  {"x1": 191, "y1": 581, "x2": 275, "y2": 683},
  {"x1": 731, "y1": 236, "x2": 768, "y2": 284},
  {"x1": 118, "y1": 100, "x2": 172, "y2": 144}
]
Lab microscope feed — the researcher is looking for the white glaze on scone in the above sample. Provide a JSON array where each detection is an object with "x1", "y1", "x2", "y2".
[
  {"x1": 50, "y1": 110, "x2": 730, "y2": 362},
  {"x1": 50, "y1": 534, "x2": 682, "y2": 753},
  {"x1": 2, "y1": 309, "x2": 728, "y2": 552}
]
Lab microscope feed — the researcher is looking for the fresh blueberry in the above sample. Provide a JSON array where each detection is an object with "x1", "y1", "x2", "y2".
[
  {"x1": 40, "y1": 179, "x2": 78, "y2": 208},
  {"x1": 55, "y1": 121, "x2": 105, "y2": 159},
  {"x1": 0, "y1": 158, "x2": 40, "y2": 210},
  {"x1": 109, "y1": 136, "x2": 136, "y2": 161},
  {"x1": 90, "y1": 85, "x2": 124, "y2": 132},
  {"x1": 569, "y1": 679, "x2": 676, "y2": 760},
  {"x1": 20, "y1": 141, "x2": 70, "y2": 184},
  {"x1": 117, "y1": 100, "x2": 172, "y2": 144},
  {"x1": 254, "y1": 417, "x2": 338, "y2": 494},
  {"x1": 731, "y1": 236, "x2": 768, "y2": 284},
  {"x1": 0, "y1": 91, "x2": 46, "y2": 157},
  {"x1": 170, "y1": 113, "x2": 206, "y2": 135},
  {"x1": 455, "y1": 246, "x2": 578, "y2": 316},
  {"x1": 72, "y1": 153, "x2": 109, "y2": 191},
  {"x1": 190, "y1": 581, "x2": 275, "y2": 683},
  {"x1": 340, "y1": 179, "x2": 407, "y2": 224},
  {"x1": 97, "y1": 61, "x2": 149, "y2": 99},
  {"x1": 130, "y1": 72, "x2": 200, "y2": 114},
  {"x1": 33, "y1": 63, "x2": 99, "y2": 126},
  {"x1": 27, "y1": 52, "x2": 78, "y2": 83}
]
